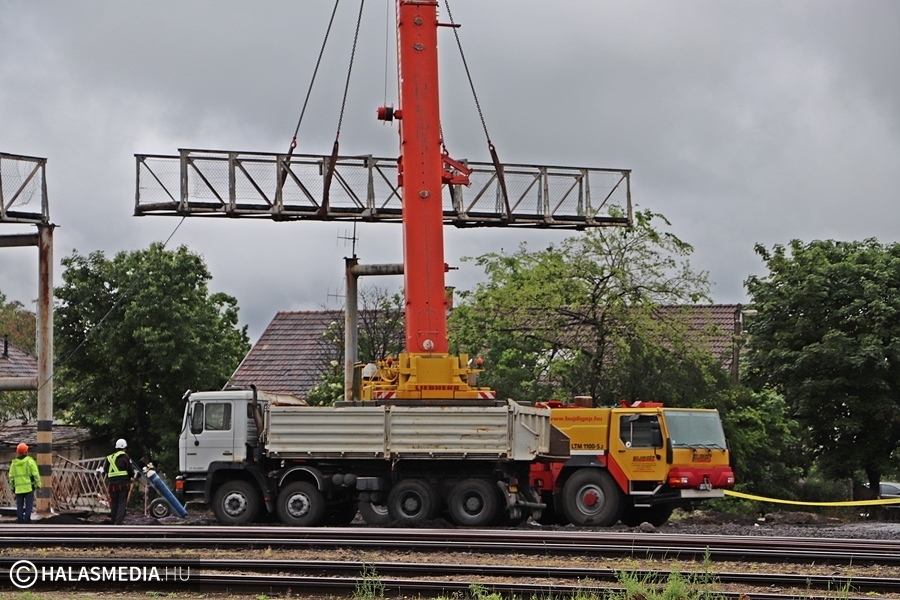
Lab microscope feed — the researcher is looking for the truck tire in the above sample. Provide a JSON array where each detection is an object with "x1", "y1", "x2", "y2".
[
  {"x1": 387, "y1": 479, "x2": 438, "y2": 523},
  {"x1": 276, "y1": 481, "x2": 326, "y2": 526},
  {"x1": 149, "y1": 497, "x2": 173, "y2": 519},
  {"x1": 448, "y1": 479, "x2": 499, "y2": 527},
  {"x1": 620, "y1": 504, "x2": 674, "y2": 527},
  {"x1": 561, "y1": 470, "x2": 623, "y2": 527},
  {"x1": 358, "y1": 500, "x2": 391, "y2": 526},
  {"x1": 213, "y1": 480, "x2": 261, "y2": 525}
]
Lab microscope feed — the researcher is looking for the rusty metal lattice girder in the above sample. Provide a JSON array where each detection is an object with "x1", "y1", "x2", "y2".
[{"x1": 135, "y1": 149, "x2": 632, "y2": 229}]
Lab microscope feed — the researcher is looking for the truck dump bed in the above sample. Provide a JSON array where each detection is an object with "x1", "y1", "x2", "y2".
[{"x1": 264, "y1": 399, "x2": 552, "y2": 461}]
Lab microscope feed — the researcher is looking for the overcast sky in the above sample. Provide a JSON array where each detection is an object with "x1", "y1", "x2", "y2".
[{"x1": 2, "y1": 1, "x2": 898, "y2": 343}]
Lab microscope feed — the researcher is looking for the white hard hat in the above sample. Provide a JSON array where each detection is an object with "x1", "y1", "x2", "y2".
[{"x1": 115, "y1": 438, "x2": 127, "y2": 449}]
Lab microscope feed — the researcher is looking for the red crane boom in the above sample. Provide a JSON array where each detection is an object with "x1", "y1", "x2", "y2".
[
  {"x1": 395, "y1": 0, "x2": 449, "y2": 355},
  {"x1": 367, "y1": 0, "x2": 490, "y2": 401}
]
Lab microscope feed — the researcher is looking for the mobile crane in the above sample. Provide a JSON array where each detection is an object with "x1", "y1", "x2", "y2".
[{"x1": 138, "y1": 1, "x2": 732, "y2": 527}]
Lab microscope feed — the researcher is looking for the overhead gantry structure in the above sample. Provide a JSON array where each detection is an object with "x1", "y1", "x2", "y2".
[{"x1": 0, "y1": 151, "x2": 54, "y2": 512}]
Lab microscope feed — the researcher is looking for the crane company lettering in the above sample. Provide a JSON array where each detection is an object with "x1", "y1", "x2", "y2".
[{"x1": 552, "y1": 414, "x2": 607, "y2": 423}]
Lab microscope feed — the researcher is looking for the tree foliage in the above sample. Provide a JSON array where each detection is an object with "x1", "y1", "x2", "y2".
[
  {"x1": 449, "y1": 209, "x2": 722, "y2": 406},
  {"x1": 745, "y1": 239, "x2": 900, "y2": 490},
  {"x1": 0, "y1": 290, "x2": 38, "y2": 422},
  {"x1": 357, "y1": 287, "x2": 405, "y2": 363},
  {"x1": 717, "y1": 387, "x2": 806, "y2": 499},
  {"x1": 0, "y1": 290, "x2": 36, "y2": 354},
  {"x1": 305, "y1": 286, "x2": 404, "y2": 406},
  {"x1": 53, "y1": 243, "x2": 250, "y2": 471}
]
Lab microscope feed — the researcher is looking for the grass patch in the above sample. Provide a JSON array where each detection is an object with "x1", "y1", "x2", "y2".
[{"x1": 353, "y1": 564, "x2": 386, "y2": 600}]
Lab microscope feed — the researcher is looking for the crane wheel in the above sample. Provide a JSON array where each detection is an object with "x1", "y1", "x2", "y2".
[{"x1": 561, "y1": 470, "x2": 623, "y2": 527}]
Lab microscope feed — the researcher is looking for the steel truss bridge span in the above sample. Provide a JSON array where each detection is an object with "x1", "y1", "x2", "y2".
[{"x1": 135, "y1": 149, "x2": 632, "y2": 229}]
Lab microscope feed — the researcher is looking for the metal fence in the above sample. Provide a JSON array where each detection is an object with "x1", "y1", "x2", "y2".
[{"x1": 1, "y1": 455, "x2": 108, "y2": 513}]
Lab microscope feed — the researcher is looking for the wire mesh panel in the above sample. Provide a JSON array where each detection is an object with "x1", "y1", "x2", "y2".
[
  {"x1": 0, "y1": 469, "x2": 13, "y2": 508},
  {"x1": 135, "y1": 150, "x2": 631, "y2": 229},
  {"x1": 52, "y1": 455, "x2": 108, "y2": 512},
  {"x1": 0, "y1": 152, "x2": 49, "y2": 224},
  {"x1": 1, "y1": 455, "x2": 109, "y2": 514}
]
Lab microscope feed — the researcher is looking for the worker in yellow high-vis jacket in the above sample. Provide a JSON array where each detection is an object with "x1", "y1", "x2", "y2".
[
  {"x1": 103, "y1": 438, "x2": 134, "y2": 525},
  {"x1": 8, "y1": 443, "x2": 41, "y2": 523}
]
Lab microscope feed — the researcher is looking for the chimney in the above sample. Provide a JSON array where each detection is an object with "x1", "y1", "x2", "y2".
[{"x1": 3, "y1": 335, "x2": 8, "y2": 358}]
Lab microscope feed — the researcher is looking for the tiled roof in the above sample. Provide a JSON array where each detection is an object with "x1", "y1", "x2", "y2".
[
  {"x1": 656, "y1": 304, "x2": 740, "y2": 371},
  {"x1": 230, "y1": 305, "x2": 743, "y2": 399},
  {"x1": 228, "y1": 311, "x2": 345, "y2": 398},
  {"x1": 0, "y1": 421, "x2": 92, "y2": 451},
  {"x1": 0, "y1": 341, "x2": 37, "y2": 378}
]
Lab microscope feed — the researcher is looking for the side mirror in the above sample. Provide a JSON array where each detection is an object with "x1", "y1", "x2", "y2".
[
  {"x1": 650, "y1": 422, "x2": 663, "y2": 448},
  {"x1": 189, "y1": 405, "x2": 203, "y2": 435}
]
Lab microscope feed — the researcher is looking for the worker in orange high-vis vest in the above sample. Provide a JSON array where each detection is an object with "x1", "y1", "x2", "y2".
[
  {"x1": 8, "y1": 443, "x2": 41, "y2": 523},
  {"x1": 103, "y1": 438, "x2": 134, "y2": 524}
]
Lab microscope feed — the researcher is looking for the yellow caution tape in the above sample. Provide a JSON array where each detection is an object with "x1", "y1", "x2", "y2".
[{"x1": 724, "y1": 489, "x2": 900, "y2": 507}]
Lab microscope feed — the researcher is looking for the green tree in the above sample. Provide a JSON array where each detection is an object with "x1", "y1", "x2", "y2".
[
  {"x1": 745, "y1": 239, "x2": 900, "y2": 492},
  {"x1": 54, "y1": 243, "x2": 250, "y2": 471},
  {"x1": 0, "y1": 290, "x2": 36, "y2": 354},
  {"x1": 357, "y1": 287, "x2": 404, "y2": 363},
  {"x1": 718, "y1": 387, "x2": 806, "y2": 500},
  {"x1": 449, "y1": 209, "x2": 720, "y2": 406},
  {"x1": 305, "y1": 286, "x2": 405, "y2": 406},
  {"x1": 0, "y1": 290, "x2": 38, "y2": 422}
]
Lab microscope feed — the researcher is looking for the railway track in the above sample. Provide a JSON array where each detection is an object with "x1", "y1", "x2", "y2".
[
  {"x1": 2, "y1": 524, "x2": 899, "y2": 564},
  {"x1": 1, "y1": 556, "x2": 897, "y2": 599},
  {"x1": 3, "y1": 525, "x2": 899, "y2": 599}
]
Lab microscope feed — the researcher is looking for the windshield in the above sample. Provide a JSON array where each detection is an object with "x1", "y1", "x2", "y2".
[{"x1": 665, "y1": 410, "x2": 727, "y2": 449}]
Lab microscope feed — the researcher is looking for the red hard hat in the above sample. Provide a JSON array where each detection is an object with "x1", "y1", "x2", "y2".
[{"x1": 16, "y1": 443, "x2": 28, "y2": 455}]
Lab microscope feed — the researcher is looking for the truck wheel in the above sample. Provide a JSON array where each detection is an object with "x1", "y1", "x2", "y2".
[
  {"x1": 561, "y1": 470, "x2": 623, "y2": 527},
  {"x1": 621, "y1": 504, "x2": 674, "y2": 527},
  {"x1": 149, "y1": 497, "x2": 173, "y2": 519},
  {"x1": 387, "y1": 479, "x2": 438, "y2": 523},
  {"x1": 277, "y1": 481, "x2": 326, "y2": 526},
  {"x1": 213, "y1": 480, "x2": 261, "y2": 525},
  {"x1": 358, "y1": 500, "x2": 391, "y2": 526},
  {"x1": 448, "y1": 479, "x2": 499, "y2": 527}
]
